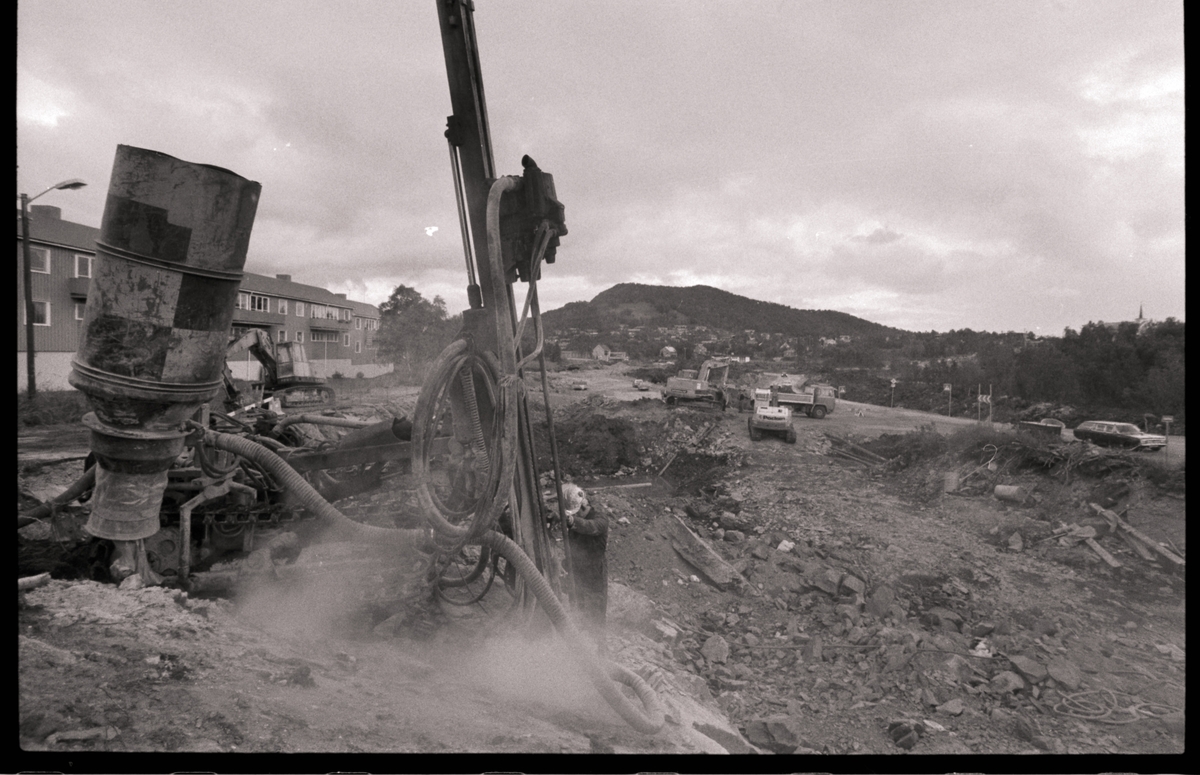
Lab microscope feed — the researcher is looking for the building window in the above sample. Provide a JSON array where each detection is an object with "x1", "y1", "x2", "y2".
[
  {"x1": 278, "y1": 330, "x2": 287, "y2": 343},
  {"x1": 25, "y1": 301, "x2": 51, "y2": 326},
  {"x1": 236, "y1": 292, "x2": 250, "y2": 310},
  {"x1": 75, "y1": 254, "x2": 93, "y2": 278},
  {"x1": 343, "y1": 334, "x2": 350, "y2": 346},
  {"x1": 355, "y1": 317, "x2": 362, "y2": 330},
  {"x1": 75, "y1": 302, "x2": 86, "y2": 321},
  {"x1": 355, "y1": 341, "x2": 362, "y2": 354},
  {"x1": 344, "y1": 308, "x2": 352, "y2": 321},
  {"x1": 295, "y1": 302, "x2": 305, "y2": 317},
  {"x1": 295, "y1": 330, "x2": 303, "y2": 343},
  {"x1": 28, "y1": 247, "x2": 50, "y2": 274},
  {"x1": 310, "y1": 331, "x2": 338, "y2": 343},
  {"x1": 249, "y1": 294, "x2": 270, "y2": 312},
  {"x1": 278, "y1": 299, "x2": 288, "y2": 315}
]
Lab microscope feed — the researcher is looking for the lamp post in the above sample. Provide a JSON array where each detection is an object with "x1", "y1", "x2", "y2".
[{"x1": 20, "y1": 178, "x2": 87, "y2": 398}]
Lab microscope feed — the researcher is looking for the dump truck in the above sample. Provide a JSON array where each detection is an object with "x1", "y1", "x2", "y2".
[
  {"x1": 663, "y1": 358, "x2": 731, "y2": 409},
  {"x1": 223, "y1": 328, "x2": 335, "y2": 408},
  {"x1": 771, "y1": 378, "x2": 836, "y2": 419},
  {"x1": 748, "y1": 388, "x2": 796, "y2": 443}
]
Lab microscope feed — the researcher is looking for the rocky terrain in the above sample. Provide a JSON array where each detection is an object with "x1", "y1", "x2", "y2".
[{"x1": 17, "y1": 363, "x2": 1185, "y2": 765}]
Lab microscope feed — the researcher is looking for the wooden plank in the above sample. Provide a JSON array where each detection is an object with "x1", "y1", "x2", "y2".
[
  {"x1": 1084, "y1": 537, "x2": 1122, "y2": 568},
  {"x1": 1116, "y1": 530, "x2": 1156, "y2": 561},
  {"x1": 667, "y1": 514, "x2": 748, "y2": 592},
  {"x1": 1089, "y1": 503, "x2": 1185, "y2": 567}
]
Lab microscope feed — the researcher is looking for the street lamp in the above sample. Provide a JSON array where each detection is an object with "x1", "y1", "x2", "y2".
[{"x1": 19, "y1": 178, "x2": 87, "y2": 399}]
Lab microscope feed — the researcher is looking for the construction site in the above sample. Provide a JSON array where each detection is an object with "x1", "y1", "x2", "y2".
[{"x1": 17, "y1": 1, "x2": 1185, "y2": 764}]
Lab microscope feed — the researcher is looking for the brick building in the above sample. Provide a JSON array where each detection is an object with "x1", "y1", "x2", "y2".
[{"x1": 17, "y1": 205, "x2": 391, "y2": 391}]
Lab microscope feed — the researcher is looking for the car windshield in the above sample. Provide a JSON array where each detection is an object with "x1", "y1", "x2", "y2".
[{"x1": 1114, "y1": 424, "x2": 1142, "y2": 434}]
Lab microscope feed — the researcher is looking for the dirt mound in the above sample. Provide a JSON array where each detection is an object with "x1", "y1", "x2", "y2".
[{"x1": 535, "y1": 413, "x2": 641, "y2": 476}]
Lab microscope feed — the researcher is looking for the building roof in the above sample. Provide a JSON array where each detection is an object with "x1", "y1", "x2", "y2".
[
  {"x1": 17, "y1": 206, "x2": 99, "y2": 252},
  {"x1": 19, "y1": 207, "x2": 380, "y2": 316}
]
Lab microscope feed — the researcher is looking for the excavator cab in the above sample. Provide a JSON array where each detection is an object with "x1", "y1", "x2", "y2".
[{"x1": 275, "y1": 342, "x2": 313, "y2": 381}]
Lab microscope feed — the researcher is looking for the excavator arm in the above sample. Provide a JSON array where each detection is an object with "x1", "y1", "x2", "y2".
[{"x1": 226, "y1": 328, "x2": 280, "y2": 387}]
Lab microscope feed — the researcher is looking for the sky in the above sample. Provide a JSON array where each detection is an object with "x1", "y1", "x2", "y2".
[{"x1": 18, "y1": 1, "x2": 1184, "y2": 336}]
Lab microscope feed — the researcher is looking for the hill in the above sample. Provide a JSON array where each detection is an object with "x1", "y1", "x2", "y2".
[{"x1": 541, "y1": 283, "x2": 898, "y2": 340}]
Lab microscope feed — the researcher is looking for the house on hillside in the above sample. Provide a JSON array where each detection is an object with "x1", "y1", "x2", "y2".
[
  {"x1": 694, "y1": 343, "x2": 708, "y2": 356},
  {"x1": 609, "y1": 351, "x2": 629, "y2": 362},
  {"x1": 592, "y1": 344, "x2": 611, "y2": 361},
  {"x1": 660, "y1": 345, "x2": 677, "y2": 359}
]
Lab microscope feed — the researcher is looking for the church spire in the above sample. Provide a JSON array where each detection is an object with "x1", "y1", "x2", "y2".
[{"x1": 1138, "y1": 303, "x2": 1144, "y2": 321}]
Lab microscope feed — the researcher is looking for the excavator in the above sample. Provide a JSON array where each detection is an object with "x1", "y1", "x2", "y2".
[
  {"x1": 222, "y1": 328, "x2": 335, "y2": 408},
  {"x1": 662, "y1": 357, "x2": 732, "y2": 409}
]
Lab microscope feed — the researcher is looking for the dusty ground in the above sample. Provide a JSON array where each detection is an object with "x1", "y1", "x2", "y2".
[{"x1": 17, "y1": 363, "x2": 1186, "y2": 765}]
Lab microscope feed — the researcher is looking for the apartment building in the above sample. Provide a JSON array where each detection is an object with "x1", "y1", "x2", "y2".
[{"x1": 17, "y1": 205, "x2": 390, "y2": 391}]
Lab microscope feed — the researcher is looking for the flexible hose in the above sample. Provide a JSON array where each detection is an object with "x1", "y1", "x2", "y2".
[
  {"x1": 198, "y1": 428, "x2": 426, "y2": 548},
  {"x1": 477, "y1": 530, "x2": 664, "y2": 735},
  {"x1": 18, "y1": 466, "x2": 96, "y2": 527},
  {"x1": 412, "y1": 340, "x2": 517, "y2": 548},
  {"x1": 194, "y1": 428, "x2": 666, "y2": 735},
  {"x1": 276, "y1": 414, "x2": 375, "y2": 433}
]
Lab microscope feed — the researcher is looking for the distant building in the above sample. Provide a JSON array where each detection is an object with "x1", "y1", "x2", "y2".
[
  {"x1": 17, "y1": 205, "x2": 390, "y2": 391},
  {"x1": 592, "y1": 344, "x2": 611, "y2": 361},
  {"x1": 660, "y1": 346, "x2": 677, "y2": 359}
]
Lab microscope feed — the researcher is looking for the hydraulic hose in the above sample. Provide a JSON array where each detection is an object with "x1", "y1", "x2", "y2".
[
  {"x1": 412, "y1": 339, "x2": 517, "y2": 548},
  {"x1": 477, "y1": 530, "x2": 665, "y2": 735},
  {"x1": 197, "y1": 427, "x2": 426, "y2": 549}
]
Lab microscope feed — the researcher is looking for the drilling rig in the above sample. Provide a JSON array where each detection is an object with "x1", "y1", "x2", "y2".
[{"x1": 39, "y1": 1, "x2": 663, "y2": 736}]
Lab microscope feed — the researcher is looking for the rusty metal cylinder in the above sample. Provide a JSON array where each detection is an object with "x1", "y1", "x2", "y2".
[{"x1": 71, "y1": 145, "x2": 261, "y2": 540}]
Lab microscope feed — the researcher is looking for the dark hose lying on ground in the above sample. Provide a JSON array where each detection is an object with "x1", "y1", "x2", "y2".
[{"x1": 18, "y1": 466, "x2": 96, "y2": 528}]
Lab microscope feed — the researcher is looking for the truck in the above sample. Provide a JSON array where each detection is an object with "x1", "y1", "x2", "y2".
[
  {"x1": 748, "y1": 388, "x2": 796, "y2": 443},
  {"x1": 663, "y1": 358, "x2": 731, "y2": 410},
  {"x1": 770, "y1": 377, "x2": 836, "y2": 419},
  {"x1": 223, "y1": 328, "x2": 335, "y2": 408}
]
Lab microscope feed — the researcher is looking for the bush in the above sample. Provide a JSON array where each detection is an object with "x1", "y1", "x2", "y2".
[{"x1": 18, "y1": 391, "x2": 90, "y2": 428}]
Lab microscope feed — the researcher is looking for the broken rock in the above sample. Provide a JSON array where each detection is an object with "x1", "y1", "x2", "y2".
[
  {"x1": 719, "y1": 511, "x2": 754, "y2": 531},
  {"x1": 744, "y1": 715, "x2": 806, "y2": 754},
  {"x1": 937, "y1": 698, "x2": 965, "y2": 716},
  {"x1": 1046, "y1": 657, "x2": 1082, "y2": 690},
  {"x1": 886, "y1": 720, "x2": 924, "y2": 750},
  {"x1": 700, "y1": 634, "x2": 730, "y2": 664},
  {"x1": 1008, "y1": 654, "x2": 1048, "y2": 683},
  {"x1": 989, "y1": 671, "x2": 1026, "y2": 694},
  {"x1": 724, "y1": 530, "x2": 746, "y2": 543},
  {"x1": 866, "y1": 584, "x2": 895, "y2": 618}
]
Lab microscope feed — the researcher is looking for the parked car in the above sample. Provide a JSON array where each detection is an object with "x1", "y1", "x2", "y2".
[
  {"x1": 1072, "y1": 420, "x2": 1166, "y2": 451},
  {"x1": 571, "y1": 380, "x2": 589, "y2": 391}
]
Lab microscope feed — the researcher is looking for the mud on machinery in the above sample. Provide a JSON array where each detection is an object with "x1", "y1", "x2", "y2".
[{"x1": 29, "y1": 1, "x2": 663, "y2": 735}]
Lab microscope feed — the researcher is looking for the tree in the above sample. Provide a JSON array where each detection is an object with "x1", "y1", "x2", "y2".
[{"x1": 377, "y1": 285, "x2": 459, "y2": 371}]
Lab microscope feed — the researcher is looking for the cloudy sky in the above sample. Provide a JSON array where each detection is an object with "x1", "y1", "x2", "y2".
[{"x1": 18, "y1": 1, "x2": 1183, "y2": 335}]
